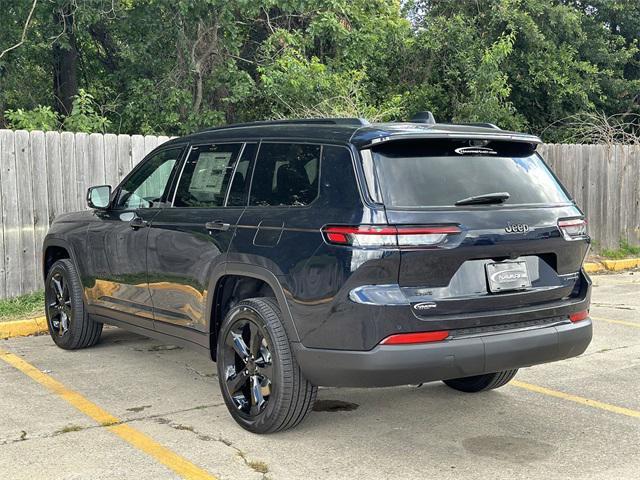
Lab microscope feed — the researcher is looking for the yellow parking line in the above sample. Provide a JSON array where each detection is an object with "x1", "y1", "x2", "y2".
[
  {"x1": 511, "y1": 380, "x2": 640, "y2": 419},
  {"x1": 591, "y1": 316, "x2": 640, "y2": 329},
  {"x1": 0, "y1": 348, "x2": 217, "y2": 480}
]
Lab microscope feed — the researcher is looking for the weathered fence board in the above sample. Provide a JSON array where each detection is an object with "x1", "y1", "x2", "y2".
[
  {"x1": 30, "y1": 131, "x2": 49, "y2": 290},
  {"x1": 0, "y1": 129, "x2": 638, "y2": 299},
  {"x1": 15, "y1": 130, "x2": 37, "y2": 294},
  {"x1": 116, "y1": 134, "x2": 132, "y2": 181},
  {"x1": 88, "y1": 133, "x2": 105, "y2": 190},
  {"x1": 144, "y1": 135, "x2": 158, "y2": 159},
  {"x1": 46, "y1": 131, "x2": 64, "y2": 223},
  {"x1": 131, "y1": 135, "x2": 145, "y2": 167},
  {"x1": 0, "y1": 132, "x2": 6, "y2": 298},
  {"x1": 1, "y1": 130, "x2": 21, "y2": 298},
  {"x1": 60, "y1": 132, "x2": 76, "y2": 214},
  {"x1": 104, "y1": 134, "x2": 118, "y2": 187},
  {"x1": 74, "y1": 133, "x2": 88, "y2": 213}
]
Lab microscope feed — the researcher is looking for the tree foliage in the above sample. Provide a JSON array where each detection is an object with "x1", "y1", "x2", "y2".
[{"x1": 0, "y1": 0, "x2": 638, "y2": 141}]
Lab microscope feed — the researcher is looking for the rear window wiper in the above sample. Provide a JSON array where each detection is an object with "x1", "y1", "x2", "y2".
[{"x1": 454, "y1": 192, "x2": 510, "y2": 206}]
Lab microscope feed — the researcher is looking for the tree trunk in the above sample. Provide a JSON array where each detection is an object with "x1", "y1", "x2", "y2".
[
  {"x1": 52, "y1": 8, "x2": 78, "y2": 115},
  {"x1": 193, "y1": 64, "x2": 203, "y2": 114}
]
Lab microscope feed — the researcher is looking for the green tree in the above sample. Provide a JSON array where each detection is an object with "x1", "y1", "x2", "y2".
[{"x1": 0, "y1": 0, "x2": 638, "y2": 140}]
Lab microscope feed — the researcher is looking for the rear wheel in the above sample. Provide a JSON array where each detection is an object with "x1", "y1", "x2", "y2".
[
  {"x1": 217, "y1": 297, "x2": 317, "y2": 433},
  {"x1": 45, "y1": 259, "x2": 102, "y2": 350},
  {"x1": 443, "y1": 369, "x2": 518, "y2": 393}
]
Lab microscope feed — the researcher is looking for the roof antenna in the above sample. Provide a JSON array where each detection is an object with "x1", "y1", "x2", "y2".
[{"x1": 410, "y1": 111, "x2": 436, "y2": 125}]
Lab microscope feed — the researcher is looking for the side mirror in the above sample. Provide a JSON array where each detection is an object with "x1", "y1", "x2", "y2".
[{"x1": 87, "y1": 185, "x2": 112, "y2": 210}]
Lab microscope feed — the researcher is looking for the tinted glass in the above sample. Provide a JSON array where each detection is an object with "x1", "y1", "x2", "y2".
[
  {"x1": 249, "y1": 143, "x2": 321, "y2": 206},
  {"x1": 173, "y1": 143, "x2": 242, "y2": 207},
  {"x1": 372, "y1": 142, "x2": 570, "y2": 208},
  {"x1": 227, "y1": 143, "x2": 257, "y2": 207},
  {"x1": 116, "y1": 148, "x2": 181, "y2": 209}
]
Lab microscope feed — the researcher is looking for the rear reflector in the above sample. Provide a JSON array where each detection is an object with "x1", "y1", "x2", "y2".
[
  {"x1": 558, "y1": 218, "x2": 587, "y2": 241},
  {"x1": 322, "y1": 225, "x2": 461, "y2": 247},
  {"x1": 380, "y1": 330, "x2": 449, "y2": 345},
  {"x1": 569, "y1": 310, "x2": 589, "y2": 323}
]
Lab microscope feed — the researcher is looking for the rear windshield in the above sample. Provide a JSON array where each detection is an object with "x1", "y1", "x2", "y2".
[{"x1": 370, "y1": 140, "x2": 571, "y2": 208}]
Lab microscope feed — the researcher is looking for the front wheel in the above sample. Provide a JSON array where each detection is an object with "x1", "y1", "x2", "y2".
[
  {"x1": 217, "y1": 298, "x2": 317, "y2": 433},
  {"x1": 443, "y1": 369, "x2": 518, "y2": 393},
  {"x1": 45, "y1": 259, "x2": 102, "y2": 350}
]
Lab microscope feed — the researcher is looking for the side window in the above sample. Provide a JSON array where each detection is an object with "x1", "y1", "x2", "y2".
[
  {"x1": 226, "y1": 143, "x2": 257, "y2": 207},
  {"x1": 116, "y1": 148, "x2": 181, "y2": 209},
  {"x1": 249, "y1": 143, "x2": 321, "y2": 206},
  {"x1": 173, "y1": 143, "x2": 242, "y2": 208}
]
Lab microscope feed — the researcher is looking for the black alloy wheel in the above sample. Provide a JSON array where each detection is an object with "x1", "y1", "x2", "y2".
[
  {"x1": 45, "y1": 259, "x2": 102, "y2": 350},
  {"x1": 46, "y1": 271, "x2": 72, "y2": 337},
  {"x1": 221, "y1": 317, "x2": 274, "y2": 417},
  {"x1": 217, "y1": 298, "x2": 317, "y2": 433}
]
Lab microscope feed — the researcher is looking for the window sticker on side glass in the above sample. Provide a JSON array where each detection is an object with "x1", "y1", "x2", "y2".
[{"x1": 189, "y1": 152, "x2": 233, "y2": 194}]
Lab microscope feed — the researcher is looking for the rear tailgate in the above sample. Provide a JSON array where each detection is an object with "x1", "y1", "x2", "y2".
[
  {"x1": 386, "y1": 207, "x2": 588, "y2": 316},
  {"x1": 367, "y1": 138, "x2": 590, "y2": 322}
]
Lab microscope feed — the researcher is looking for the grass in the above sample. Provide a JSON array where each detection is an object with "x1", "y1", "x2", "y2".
[
  {"x1": 0, "y1": 291, "x2": 44, "y2": 322},
  {"x1": 237, "y1": 451, "x2": 269, "y2": 475},
  {"x1": 55, "y1": 425, "x2": 84, "y2": 435},
  {"x1": 600, "y1": 241, "x2": 640, "y2": 260},
  {"x1": 247, "y1": 461, "x2": 269, "y2": 474}
]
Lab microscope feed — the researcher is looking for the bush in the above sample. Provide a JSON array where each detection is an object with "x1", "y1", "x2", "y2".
[
  {"x1": 4, "y1": 106, "x2": 59, "y2": 131},
  {"x1": 63, "y1": 89, "x2": 111, "y2": 133},
  {"x1": 3, "y1": 90, "x2": 110, "y2": 133}
]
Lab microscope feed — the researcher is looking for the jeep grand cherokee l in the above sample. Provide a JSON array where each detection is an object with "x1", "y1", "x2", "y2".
[{"x1": 43, "y1": 115, "x2": 592, "y2": 433}]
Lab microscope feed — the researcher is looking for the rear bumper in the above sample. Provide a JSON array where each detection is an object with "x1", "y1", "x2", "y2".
[
  {"x1": 293, "y1": 319, "x2": 592, "y2": 387},
  {"x1": 290, "y1": 270, "x2": 592, "y2": 351}
]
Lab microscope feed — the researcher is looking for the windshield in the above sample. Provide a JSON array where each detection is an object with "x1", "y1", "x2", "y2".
[{"x1": 370, "y1": 141, "x2": 571, "y2": 208}]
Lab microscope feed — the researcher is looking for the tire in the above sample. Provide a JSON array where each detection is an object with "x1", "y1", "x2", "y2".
[
  {"x1": 216, "y1": 297, "x2": 317, "y2": 433},
  {"x1": 45, "y1": 259, "x2": 102, "y2": 350},
  {"x1": 443, "y1": 369, "x2": 518, "y2": 393}
]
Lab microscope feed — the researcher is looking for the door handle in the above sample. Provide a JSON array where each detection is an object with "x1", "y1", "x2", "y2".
[
  {"x1": 205, "y1": 221, "x2": 230, "y2": 231},
  {"x1": 129, "y1": 216, "x2": 148, "y2": 230}
]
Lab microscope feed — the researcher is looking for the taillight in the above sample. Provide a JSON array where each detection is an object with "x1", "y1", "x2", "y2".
[
  {"x1": 380, "y1": 330, "x2": 449, "y2": 345},
  {"x1": 558, "y1": 218, "x2": 587, "y2": 241},
  {"x1": 569, "y1": 310, "x2": 589, "y2": 323},
  {"x1": 322, "y1": 225, "x2": 461, "y2": 247}
]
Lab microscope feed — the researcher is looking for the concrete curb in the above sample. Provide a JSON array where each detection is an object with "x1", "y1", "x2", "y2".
[
  {"x1": 584, "y1": 258, "x2": 640, "y2": 273},
  {"x1": 0, "y1": 317, "x2": 47, "y2": 340},
  {"x1": 584, "y1": 262, "x2": 605, "y2": 273}
]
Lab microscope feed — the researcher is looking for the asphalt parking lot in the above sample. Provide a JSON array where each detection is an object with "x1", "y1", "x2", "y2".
[{"x1": 1, "y1": 271, "x2": 639, "y2": 480}]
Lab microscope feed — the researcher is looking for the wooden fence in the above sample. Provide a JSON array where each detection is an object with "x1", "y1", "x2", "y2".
[
  {"x1": 0, "y1": 130, "x2": 171, "y2": 300},
  {"x1": 539, "y1": 144, "x2": 640, "y2": 252},
  {"x1": 0, "y1": 129, "x2": 638, "y2": 300}
]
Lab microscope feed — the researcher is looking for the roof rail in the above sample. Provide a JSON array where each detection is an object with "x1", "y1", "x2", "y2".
[
  {"x1": 200, "y1": 117, "x2": 369, "y2": 133},
  {"x1": 454, "y1": 122, "x2": 502, "y2": 130}
]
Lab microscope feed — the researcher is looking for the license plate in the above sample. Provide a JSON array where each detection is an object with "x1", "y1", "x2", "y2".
[{"x1": 485, "y1": 261, "x2": 531, "y2": 293}]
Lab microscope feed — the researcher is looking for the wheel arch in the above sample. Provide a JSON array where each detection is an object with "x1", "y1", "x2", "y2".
[
  {"x1": 206, "y1": 263, "x2": 300, "y2": 360},
  {"x1": 43, "y1": 239, "x2": 78, "y2": 280}
]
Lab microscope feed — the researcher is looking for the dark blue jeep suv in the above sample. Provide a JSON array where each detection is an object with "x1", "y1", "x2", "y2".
[{"x1": 43, "y1": 115, "x2": 592, "y2": 432}]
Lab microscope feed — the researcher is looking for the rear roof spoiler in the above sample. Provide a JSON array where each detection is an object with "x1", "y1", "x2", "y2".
[{"x1": 362, "y1": 132, "x2": 542, "y2": 149}]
